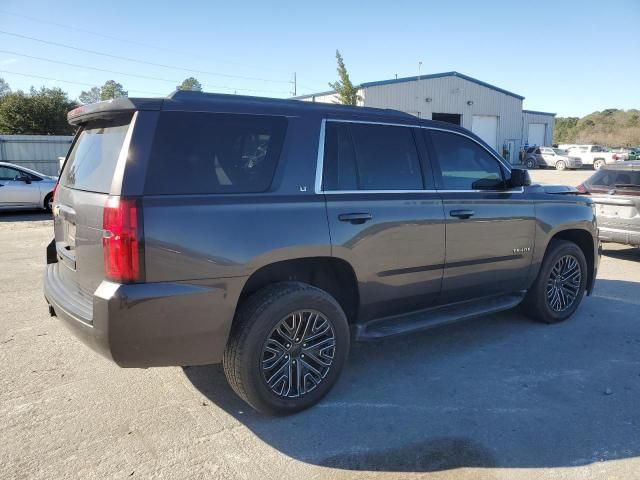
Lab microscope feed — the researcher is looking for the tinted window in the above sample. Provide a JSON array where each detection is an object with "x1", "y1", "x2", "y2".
[
  {"x1": 429, "y1": 130, "x2": 505, "y2": 190},
  {"x1": 0, "y1": 166, "x2": 21, "y2": 180},
  {"x1": 585, "y1": 169, "x2": 640, "y2": 190},
  {"x1": 145, "y1": 112, "x2": 286, "y2": 195},
  {"x1": 60, "y1": 116, "x2": 132, "y2": 193},
  {"x1": 323, "y1": 122, "x2": 423, "y2": 191}
]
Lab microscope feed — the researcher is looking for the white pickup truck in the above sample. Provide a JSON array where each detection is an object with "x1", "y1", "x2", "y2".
[{"x1": 567, "y1": 145, "x2": 620, "y2": 170}]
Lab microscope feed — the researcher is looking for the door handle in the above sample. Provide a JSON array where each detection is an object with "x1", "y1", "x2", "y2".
[
  {"x1": 449, "y1": 209, "x2": 475, "y2": 219},
  {"x1": 338, "y1": 213, "x2": 372, "y2": 224}
]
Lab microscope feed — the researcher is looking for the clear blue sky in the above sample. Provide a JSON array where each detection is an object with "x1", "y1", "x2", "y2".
[{"x1": 0, "y1": 0, "x2": 638, "y2": 117}]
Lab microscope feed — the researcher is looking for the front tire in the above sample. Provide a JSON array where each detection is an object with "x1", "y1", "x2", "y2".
[
  {"x1": 522, "y1": 240, "x2": 587, "y2": 324},
  {"x1": 555, "y1": 160, "x2": 567, "y2": 171},
  {"x1": 525, "y1": 158, "x2": 536, "y2": 169},
  {"x1": 44, "y1": 193, "x2": 53, "y2": 212},
  {"x1": 223, "y1": 282, "x2": 350, "y2": 415},
  {"x1": 593, "y1": 159, "x2": 605, "y2": 170}
]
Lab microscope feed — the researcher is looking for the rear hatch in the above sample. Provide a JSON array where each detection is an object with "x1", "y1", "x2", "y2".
[
  {"x1": 583, "y1": 167, "x2": 640, "y2": 231},
  {"x1": 53, "y1": 114, "x2": 134, "y2": 322}
]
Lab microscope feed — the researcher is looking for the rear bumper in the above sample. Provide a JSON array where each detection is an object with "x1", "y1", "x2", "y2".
[
  {"x1": 44, "y1": 263, "x2": 243, "y2": 367},
  {"x1": 598, "y1": 226, "x2": 640, "y2": 247}
]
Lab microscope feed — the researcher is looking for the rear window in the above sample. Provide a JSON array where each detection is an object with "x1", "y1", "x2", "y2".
[
  {"x1": 585, "y1": 169, "x2": 640, "y2": 190},
  {"x1": 60, "y1": 116, "x2": 132, "y2": 193},
  {"x1": 145, "y1": 112, "x2": 287, "y2": 195}
]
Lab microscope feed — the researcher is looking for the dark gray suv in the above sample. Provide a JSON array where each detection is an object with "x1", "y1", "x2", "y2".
[{"x1": 44, "y1": 91, "x2": 600, "y2": 414}]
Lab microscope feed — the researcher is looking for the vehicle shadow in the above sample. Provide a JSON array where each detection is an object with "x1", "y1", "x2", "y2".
[
  {"x1": 602, "y1": 245, "x2": 640, "y2": 262},
  {"x1": 183, "y1": 279, "x2": 640, "y2": 473},
  {"x1": 0, "y1": 210, "x2": 52, "y2": 223}
]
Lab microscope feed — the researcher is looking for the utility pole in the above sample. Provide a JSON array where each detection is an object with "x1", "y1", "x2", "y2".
[
  {"x1": 418, "y1": 61, "x2": 422, "y2": 80},
  {"x1": 291, "y1": 72, "x2": 297, "y2": 97}
]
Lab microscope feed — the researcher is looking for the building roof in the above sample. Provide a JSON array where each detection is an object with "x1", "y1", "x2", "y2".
[
  {"x1": 522, "y1": 109, "x2": 556, "y2": 117},
  {"x1": 293, "y1": 71, "x2": 525, "y2": 100}
]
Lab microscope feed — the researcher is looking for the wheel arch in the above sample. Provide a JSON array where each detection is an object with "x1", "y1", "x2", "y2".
[
  {"x1": 547, "y1": 229, "x2": 596, "y2": 295},
  {"x1": 236, "y1": 256, "x2": 360, "y2": 324}
]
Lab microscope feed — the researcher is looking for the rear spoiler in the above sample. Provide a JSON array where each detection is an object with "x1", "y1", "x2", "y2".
[{"x1": 67, "y1": 97, "x2": 164, "y2": 125}]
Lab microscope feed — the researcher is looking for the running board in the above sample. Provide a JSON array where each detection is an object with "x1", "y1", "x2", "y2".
[{"x1": 355, "y1": 292, "x2": 526, "y2": 341}]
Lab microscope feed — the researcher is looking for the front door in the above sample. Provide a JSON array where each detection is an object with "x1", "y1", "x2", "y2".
[
  {"x1": 321, "y1": 120, "x2": 446, "y2": 321},
  {"x1": 425, "y1": 128, "x2": 535, "y2": 303},
  {"x1": 0, "y1": 166, "x2": 41, "y2": 207}
]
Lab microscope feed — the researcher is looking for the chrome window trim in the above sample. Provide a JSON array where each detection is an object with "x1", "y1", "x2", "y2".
[{"x1": 315, "y1": 118, "x2": 521, "y2": 195}]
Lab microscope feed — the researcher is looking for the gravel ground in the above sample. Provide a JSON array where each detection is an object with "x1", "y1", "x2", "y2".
[{"x1": 1, "y1": 181, "x2": 639, "y2": 479}]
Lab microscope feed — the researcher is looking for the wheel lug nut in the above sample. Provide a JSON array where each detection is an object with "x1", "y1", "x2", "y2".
[
  {"x1": 303, "y1": 343, "x2": 307, "y2": 347},
  {"x1": 286, "y1": 344, "x2": 290, "y2": 348},
  {"x1": 301, "y1": 354, "x2": 305, "y2": 358},
  {"x1": 295, "y1": 338, "x2": 300, "y2": 342}
]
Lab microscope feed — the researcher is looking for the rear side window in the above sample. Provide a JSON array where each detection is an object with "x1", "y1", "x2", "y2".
[
  {"x1": 323, "y1": 122, "x2": 423, "y2": 191},
  {"x1": 429, "y1": 130, "x2": 505, "y2": 190},
  {"x1": 145, "y1": 112, "x2": 287, "y2": 195},
  {"x1": 60, "y1": 116, "x2": 132, "y2": 193}
]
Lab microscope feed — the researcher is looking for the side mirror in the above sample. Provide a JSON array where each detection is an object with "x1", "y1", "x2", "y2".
[
  {"x1": 17, "y1": 175, "x2": 31, "y2": 184},
  {"x1": 508, "y1": 168, "x2": 531, "y2": 187}
]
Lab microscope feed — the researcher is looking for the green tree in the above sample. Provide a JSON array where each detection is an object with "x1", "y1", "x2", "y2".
[
  {"x1": 100, "y1": 80, "x2": 128, "y2": 100},
  {"x1": 0, "y1": 77, "x2": 10, "y2": 97},
  {"x1": 0, "y1": 87, "x2": 77, "y2": 135},
  {"x1": 178, "y1": 77, "x2": 202, "y2": 91},
  {"x1": 328, "y1": 50, "x2": 359, "y2": 106},
  {"x1": 79, "y1": 86, "x2": 101, "y2": 104}
]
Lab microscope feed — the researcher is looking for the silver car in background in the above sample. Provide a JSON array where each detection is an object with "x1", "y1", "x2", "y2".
[
  {"x1": 525, "y1": 147, "x2": 582, "y2": 170},
  {"x1": 0, "y1": 162, "x2": 57, "y2": 212},
  {"x1": 578, "y1": 161, "x2": 640, "y2": 247}
]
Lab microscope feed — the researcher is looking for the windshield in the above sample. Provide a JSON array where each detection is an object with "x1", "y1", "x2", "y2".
[{"x1": 60, "y1": 115, "x2": 132, "y2": 193}]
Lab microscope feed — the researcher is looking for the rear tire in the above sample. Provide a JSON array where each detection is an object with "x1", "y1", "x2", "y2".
[
  {"x1": 522, "y1": 240, "x2": 587, "y2": 324},
  {"x1": 555, "y1": 160, "x2": 567, "y2": 171},
  {"x1": 223, "y1": 282, "x2": 350, "y2": 415},
  {"x1": 593, "y1": 159, "x2": 605, "y2": 170},
  {"x1": 525, "y1": 158, "x2": 536, "y2": 169}
]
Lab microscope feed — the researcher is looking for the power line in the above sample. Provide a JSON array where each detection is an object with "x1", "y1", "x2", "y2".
[
  {"x1": 0, "y1": 9, "x2": 292, "y2": 76},
  {"x1": 0, "y1": 69, "x2": 167, "y2": 96},
  {"x1": 0, "y1": 49, "x2": 290, "y2": 95},
  {"x1": 0, "y1": 30, "x2": 292, "y2": 84}
]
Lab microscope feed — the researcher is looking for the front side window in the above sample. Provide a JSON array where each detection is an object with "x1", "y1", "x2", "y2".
[
  {"x1": 145, "y1": 112, "x2": 287, "y2": 194},
  {"x1": 322, "y1": 122, "x2": 423, "y2": 191},
  {"x1": 0, "y1": 167, "x2": 21, "y2": 180},
  {"x1": 429, "y1": 130, "x2": 505, "y2": 190}
]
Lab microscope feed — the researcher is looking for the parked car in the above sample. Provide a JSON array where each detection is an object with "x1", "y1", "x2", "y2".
[
  {"x1": 611, "y1": 148, "x2": 632, "y2": 161},
  {"x1": 567, "y1": 145, "x2": 620, "y2": 170},
  {"x1": 0, "y1": 162, "x2": 57, "y2": 212},
  {"x1": 524, "y1": 146, "x2": 582, "y2": 170},
  {"x1": 578, "y1": 161, "x2": 640, "y2": 247},
  {"x1": 626, "y1": 148, "x2": 640, "y2": 161},
  {"x1": 44, "y1": 91, "x2": 600, "y2": 414}
]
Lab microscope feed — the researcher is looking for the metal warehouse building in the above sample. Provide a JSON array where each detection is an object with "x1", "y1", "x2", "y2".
[{"x1": 294, "y1": 71, "x2": 554, "y2": 165}]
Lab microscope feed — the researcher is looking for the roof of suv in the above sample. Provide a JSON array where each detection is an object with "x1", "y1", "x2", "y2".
[{"x1": 66, "y1": 90, "x2": 471, "y2": 135}]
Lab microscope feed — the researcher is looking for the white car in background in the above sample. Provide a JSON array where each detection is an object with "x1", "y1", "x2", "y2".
[
  {"x1": 0, "y1": 162, "x2": 57, "y2": 212},
  {"x1": 567, "y1": 145, "x2": 620, "y2": 170}
]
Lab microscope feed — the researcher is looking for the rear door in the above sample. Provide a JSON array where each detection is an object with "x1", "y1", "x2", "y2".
[
  {"x1": 53, "y1": 114, "x2": 135, "y2": 319},
  {"x1": 425, "y1": 128, "x2": 535, "y2": 303},
  {"x1": 322, "y1": 120, "x2": 445, "y2": 321}
]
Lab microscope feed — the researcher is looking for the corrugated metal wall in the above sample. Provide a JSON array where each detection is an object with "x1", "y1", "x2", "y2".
[
  {"x1": 362, "y1": 76, "x2": 524, "y2": 160},
  {"x1": 522, "y1": 112, "x2": 555, "y2": 146},
  {"x1": 0, "y1": 135, "x2": 73, "y2": 176}
]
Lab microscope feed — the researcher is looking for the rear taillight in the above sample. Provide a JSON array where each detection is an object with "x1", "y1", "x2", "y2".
[
  {"x1": 103, "y1": 196, "x2": 143, "y2": 283},
  {"x1": 576, "y1": 183, "x2": 588, "y2": 194},
  {"x1": 612, "y1": 154, "x2": 618, "y2": 160}
]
